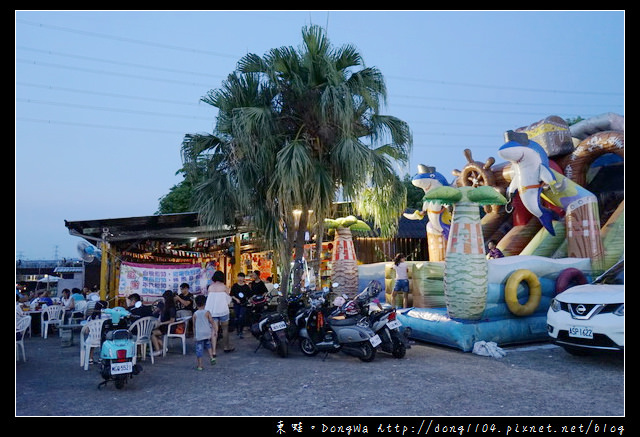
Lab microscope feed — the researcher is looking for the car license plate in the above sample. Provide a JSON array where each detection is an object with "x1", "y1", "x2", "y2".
[
  {"x1": 111, "y1": 362, "x2": 133, "y2": 375},
  {"x1": 270, "y1": 321, "x2": 287, "y2": 331},
  {"x1": 370, "y1": 334, "x2": 382, "y2": 347},
  {"x1": 568, "y1": 326, "x2": 593, "y2": 339},
  {"x1": 387, "y1": 319, "x2": 402, "y2": 329}
]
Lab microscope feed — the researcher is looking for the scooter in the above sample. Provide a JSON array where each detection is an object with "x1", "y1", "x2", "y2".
[
  {"x1": 297, "y1": 286, "x2": 380, "y2": 362},
  {"x1": 98, "y1": 307, "x2": 142, "y2": 390},
  {"x1": 247, "y1": 293, "x2": 269, "y2": 326},
  {"x1": 334, "y1": 280, "x2": 410, "y2": 359},
  {"x1": 250, "y1": 285, "x2": 297, "y2": 358},
  {"x1": 250, "y1": 309, "x2": 289, "y2": 358}
]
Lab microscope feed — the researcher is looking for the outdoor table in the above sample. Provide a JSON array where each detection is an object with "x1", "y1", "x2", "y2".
[
  {"x1": 24, "y1": 310, "x2": 42, "y2": 336},
  {"x1": 59, "y1": 322, "x2": 85, "y2": 347}
]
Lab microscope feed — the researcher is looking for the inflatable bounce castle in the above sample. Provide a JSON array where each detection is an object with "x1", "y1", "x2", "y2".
[{"x1": 363, "y1": 113, "x2": 624, "y2": 351}]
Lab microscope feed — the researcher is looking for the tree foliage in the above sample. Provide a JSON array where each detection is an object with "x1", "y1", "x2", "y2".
[{"x1": 180, "y1": 25, "x2": 412, "y2": 296}]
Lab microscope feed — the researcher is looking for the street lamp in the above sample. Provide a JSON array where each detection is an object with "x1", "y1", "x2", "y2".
[{"x1": 292, "y1": 209, "x2": 302, "y2": 230}]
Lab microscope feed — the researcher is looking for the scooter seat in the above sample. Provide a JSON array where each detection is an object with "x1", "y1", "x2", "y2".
[{"x1": 328, "y1": 316, "x2": 359, "y2": 326}]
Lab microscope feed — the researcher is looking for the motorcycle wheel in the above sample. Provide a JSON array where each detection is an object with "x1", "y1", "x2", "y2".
[
  {"x1": 392, "y1": 342, "x2": 407, "y2": 359},
  {"x1": 114, "y1": 375, "x2": 126, "y2": 389},
  {"x1": 276, "y1": 338, "x2": 289, "y2": 358},
  {"x1": 359, "y1": 341, "x2": 376, "y2": 362},
  {"x1": 390, "y1": 331, "x2": 407, "y2": 358},
  {"x1": 300, "y1": 338, "x2": 318, "y2": 356}
]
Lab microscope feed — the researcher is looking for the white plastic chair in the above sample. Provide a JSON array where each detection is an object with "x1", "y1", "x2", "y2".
[
  {"x1": 80, "y1": 318, "x2": 106, "y2": 370},
  {"x1": 163, "y1": 316, "x2": 191, "y2": 356},
  {"x1": 41, "y1": 305, "x2": 65, "y2": 338},
  {"x1": 128, "y1": 316, "x2": 158, "y2": 365},
  {"x1": 16, "y1": 316, "x2": 32, "y2": 362},
  {"x1": 69, "y1": 300, "x2": 88, "y2": 323}
]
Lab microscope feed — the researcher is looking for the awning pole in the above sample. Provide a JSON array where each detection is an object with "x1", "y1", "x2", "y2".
[{"x1": 99, "y1": 241, "x2": 109, "y2": 303}]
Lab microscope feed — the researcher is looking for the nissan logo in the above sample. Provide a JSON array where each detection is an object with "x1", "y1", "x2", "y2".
[{"x1": 575, "y1": 304, "x2": 587, "y2": 315}]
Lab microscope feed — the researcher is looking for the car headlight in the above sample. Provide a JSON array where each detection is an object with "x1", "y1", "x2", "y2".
[
  {"x1": 613, "y1": 304, "x2": 624, "y2": 316},
  {"x1": 550, "y1": 298, "x2": 561, "y2": 312}
]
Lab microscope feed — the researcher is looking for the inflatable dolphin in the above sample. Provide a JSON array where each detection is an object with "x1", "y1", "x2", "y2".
[
  {"x1": 404, "y1": 165, "x2": 452, "y2": 240},
  {"x1": 498, "y1": 131, "x2": 559, "y2": 236}
]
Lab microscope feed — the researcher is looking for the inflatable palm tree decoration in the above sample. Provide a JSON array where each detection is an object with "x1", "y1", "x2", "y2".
[
  {"x1": 424, "y1": 186, "x2": 507, "y2": 320},
  {"x1": 324, "y1": 216, "x2": 371, "y2": 297}
]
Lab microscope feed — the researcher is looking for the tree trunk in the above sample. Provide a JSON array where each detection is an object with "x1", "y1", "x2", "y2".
[{"x1": 291, "y1": 208, "x2": 309, "y2": 295}]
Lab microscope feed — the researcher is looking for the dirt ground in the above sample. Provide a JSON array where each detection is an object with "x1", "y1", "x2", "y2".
[{"x1": 16, "y1": 327, "x2": 625, "y2": 430}]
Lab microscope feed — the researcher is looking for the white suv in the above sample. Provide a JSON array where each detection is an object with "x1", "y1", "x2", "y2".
[{"x1": 547, "y1": 259, "x2": 624, "y2": 355}]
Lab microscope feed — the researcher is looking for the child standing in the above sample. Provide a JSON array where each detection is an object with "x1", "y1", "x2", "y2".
[
  {"x1": 391, "y1": 253, "x2": 410, "y2": 309},
  {"x1": 193, "y1": 294, "x2": 216, "y2": 370}
]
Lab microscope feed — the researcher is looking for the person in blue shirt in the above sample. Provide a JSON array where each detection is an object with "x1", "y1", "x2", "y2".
[
  {"x1": 36, "y1": 290, "x2": 54, "y2": 306},
  {"x1": 68, "y1": 288, "x2": 85, "y2": 310}
]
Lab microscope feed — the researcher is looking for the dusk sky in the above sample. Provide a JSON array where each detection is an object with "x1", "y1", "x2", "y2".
[{"x1": 16, "y1": 10, "x2": 624, "y2": 260}]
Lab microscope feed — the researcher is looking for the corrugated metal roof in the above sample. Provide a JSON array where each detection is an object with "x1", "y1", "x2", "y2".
[
  {"x1": 54, "y1": 266, "x2": 83, "y2": 273},
  {"x1": 64, "y1": 212, "x2": 246, "y2": 244}
]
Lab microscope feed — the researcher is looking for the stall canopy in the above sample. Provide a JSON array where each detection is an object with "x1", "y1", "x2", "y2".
[{"x1": 65, "y1": 212, "x2": 245, "y2": 245}]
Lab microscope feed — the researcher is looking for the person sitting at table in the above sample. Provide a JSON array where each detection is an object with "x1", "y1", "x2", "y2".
[
  {"x1": 70, "y1": 288, "x2": 86, "y2": 308},
  {"x1": 151, "y1": 290, "x2": 176, "y2": 356},
  {"x1": 86, "y1": 285, "x2": 100, "y2": 302},
  {"x1": 60, "y1": 288, "x2": 72, "y2": 308},
  {"x1": 37, "y1": 290, "x2": 54, "y2": 307},
  {"x1": 127, "y1": 293, "x2": 153, "y2": 318},
  {"x1": 60, "y1": 289, "x2": 74, "y2": 322},
  {"x1": 174, "y1": 283, "x2": 194, "y2": 319},
  {"x1": 16, "y1": 294, "x2": 25, "y2": 318},
  {"x1": 16, "y1": 284, "x2": 29, "y2": 303}
]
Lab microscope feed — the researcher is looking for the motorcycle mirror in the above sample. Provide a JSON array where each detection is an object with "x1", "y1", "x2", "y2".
[
  {"x1": 134, "y1": 301, "x2": 142, "y2": 308},
  {"x1": 273, "y1": 284, "x2": 280, "y2": 289},
  {"x1": 332, "y1": 282, "x2": 339, "y2": 288}
]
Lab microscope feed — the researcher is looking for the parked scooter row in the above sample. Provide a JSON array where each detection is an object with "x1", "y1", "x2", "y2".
[
  {"x1": 294, "y1": 285, "x2": 381, "y2": 362},
  {"x1": 331, "y1": 280, "x2": 410, "y2": 359}
]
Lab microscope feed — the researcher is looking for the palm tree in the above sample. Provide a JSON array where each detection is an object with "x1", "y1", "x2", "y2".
[
  {"x1": 181, "y1": 25, "x2": 412, "y2": 305},
  {"x1": 324, "y1": 216, "x2": 371, "y2": 297},
  {"x1": 425, "y1": 185, "x2": 506, "y2": 320}
]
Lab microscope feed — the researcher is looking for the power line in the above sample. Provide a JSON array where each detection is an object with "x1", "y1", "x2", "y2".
[
  {"x1": 17, "y1": 46, "x2": 226, "y2": 80},
  {"x1": 16, "y1": 116, "x2": 204, "y2": 135},
  {"x1": 16, "y1": 97, "x2": 212, "y2": 121},
  {"x1": 17, "y1": 81, "x2": 213, "y2": 107},
  {"x1": 16, "y1": 19, "x2": 623, "y2": 98},
  {"x1": 386, "y1": 75, "x2": 623, "y2": 96},
  {"x1": 16, "y1": 58, "x2": 214, "y2": 89},
  {"x1": 16, "y1": 18, "x2": 239, "y2": 59},
  {"x1": 15, "y1": 19, "x2": 623, "y2": 139}
]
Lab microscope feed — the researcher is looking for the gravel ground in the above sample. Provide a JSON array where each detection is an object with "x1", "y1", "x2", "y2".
[{"x1": 16, "y1": 327, "x2": 624, "y2": 423}]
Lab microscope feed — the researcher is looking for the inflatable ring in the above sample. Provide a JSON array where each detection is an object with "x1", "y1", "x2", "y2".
[
  {"x1": 504, "y1": 269, "x2": 542, "y2": 316},
  {"x1": 555, "y1": 268, "x2": 587, "y2": 295}
]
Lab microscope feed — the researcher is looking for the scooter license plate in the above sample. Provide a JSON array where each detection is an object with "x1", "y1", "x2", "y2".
[
  {"x1": 111, "y1": 362, "x2": 133, "y2": 375},
  {"x1": 270, "y1": 321, "x2": 287, "y2": 331},
  {"x1": 387, "y1": 319, "x2": 402, "y2": 329},
  {"x1": 370, "y1": 334, "x2": 382, "y2": 347}
]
